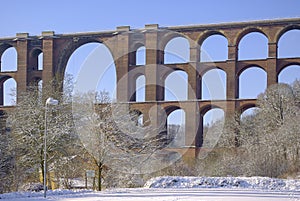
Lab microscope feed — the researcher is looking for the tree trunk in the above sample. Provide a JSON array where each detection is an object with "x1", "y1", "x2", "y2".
[
  {"x1": 41, "y1": 160, "x2": 45, "y2": 185},
  {"x1": 97, "y1": 165, "x2": 102, "y2": 191}
]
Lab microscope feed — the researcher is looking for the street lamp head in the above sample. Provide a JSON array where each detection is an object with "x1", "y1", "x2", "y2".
[{"x1": 46, "y1": 97, "x2": 59, "y2": 106}]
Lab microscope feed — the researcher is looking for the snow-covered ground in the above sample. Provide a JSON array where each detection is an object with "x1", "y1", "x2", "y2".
[
  {"x1": 145, "y1": 176, "x2": 300, "y2": 191},
  {"x1": 0, "y1": 176, "x2": 299, "y2": 201}
]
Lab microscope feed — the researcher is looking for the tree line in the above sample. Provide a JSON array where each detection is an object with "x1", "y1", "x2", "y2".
[
  {"x1": 198, "y1": 80, "x2": 300, "y2": 178},
  {"x1": 0, "y1": 76, "x2": 176, "y2": 193},
  {"x1": 0, "y1": 76, "x2": 299, "y2": 193}
]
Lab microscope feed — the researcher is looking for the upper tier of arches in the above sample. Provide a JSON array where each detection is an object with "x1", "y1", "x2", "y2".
[{"x1": 1, "y1": 19, "x2": 300, "y2": 106}]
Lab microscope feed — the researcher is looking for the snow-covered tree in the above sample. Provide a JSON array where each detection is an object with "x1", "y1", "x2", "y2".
[
  {"x1": 197, "y1": 82, "x2": 300, "y2": 177},
  {"x1": 250, "y1": 83, "x2": 300, "y2": 177},
  {"x1": 72, "y1": 91, "x2": 178, "y2": 190},
  {"x1": 0, "y1": 119, "x2": 14, "y2": 193},
  {"x1": 6, "y1": 75, "x2": 79, "y2": 190}
]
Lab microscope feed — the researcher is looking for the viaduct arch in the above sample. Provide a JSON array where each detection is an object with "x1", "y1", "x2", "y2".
[{"x1": 1, "y1": 18, "x2": 300, "y2": 157}]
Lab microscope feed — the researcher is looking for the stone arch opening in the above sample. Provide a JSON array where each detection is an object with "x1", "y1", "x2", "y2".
[
  {"x1": 278, "y1": 29, "x2": 300, "y2": 58},
  {"x1": 0, "y1": 77, "x2": 17, "y2": 106},
  {"x1": 165, "y1": 106, "x2": 185, "y2": 148},
  {"x1": 30, "y1": 48, "x2": 43, "y2": 71},
  {"x1": 64, "y1": 42, "x2": 116, "y2": 100},
  {"x1": 238, "y1": 32, "x2": 268, "y2": 60},
  {"x1": 27, "y1": 78, "x2": 43, "y2": 102},
  {"x1": 38, "y1": 53, "x2": 43, "y2": 71},
  {"x1": 278, "y1": 64, "x2": 300, "y2": 84},
  {"x1": 240, "y1": 106, "x2": 259, "y2": 121},
  {"x1": 136, "y1": 46, "x2": 146, "y2": 66},
  {"x1": 164, "y1": 37, "x2": 190, "y2": 64},
  {"x1": 276, "y1": 25, "x2": 300, "y2": 43},
  {"x1": 65, "y1": 42, "x2": 100, "y2": 80},
  {"x1": 238, "y1": 105, "x2": 260, "y2": 146},
  {"x1": 199, "y1": 106, "x2": 224, "y2": 148},
  {"x1": 238, "y1": 66, "x2": 267, "y2": 99},
  {"x1": 202, "y1": 107, "x2": 224, "y2": 127},
  {"x1": 129, "y1": 42, "x2": 145, "y2": 66},
  {"x1": 135, "y1": 75, "x2": 145, "y2": 102},
  {"x1": 1, "y1": 46, "x2": 17, "y2": 72},
  {"x1": 201, "y1": 68, "x2": 226, "y2": 100},
  {"x1": 239, "y1": 102, "x2": 257, "y2": 114},
  {"x1": 200, "y1": 34, "x2": 228, "y2": 62},
  {"x1": 164, "y1": 70, "x2": 188, "y2": 101}
]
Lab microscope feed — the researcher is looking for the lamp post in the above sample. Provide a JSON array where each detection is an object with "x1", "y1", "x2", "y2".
[{"x1": 44, "y1": 97, "x2": 59, "y2": 198}]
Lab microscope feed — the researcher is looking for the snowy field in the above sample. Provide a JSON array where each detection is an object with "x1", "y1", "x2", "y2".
[{"x1": 0, "y1": 176, "x2": 299, "y2": 201}]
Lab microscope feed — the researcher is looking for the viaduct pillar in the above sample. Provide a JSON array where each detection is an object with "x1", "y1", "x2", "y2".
[
  {"x1": 15, "y1": 33, "x2": 29, "y2": 101},
  {"x1": 42, "y1": 31, "x2": 56, "y2": 86},
  {"x1": 115, "y1": 26, "x2": 131, "y2": 102},
  {"x1": 185, "y1": 43, "x2": 200, "y2": 147},
  {"x1": 144, "y1": 24, "x2": 163, "y2": 128},
  {"x1": 267, "y1": 41, "x2": 278, "y2": 86}
]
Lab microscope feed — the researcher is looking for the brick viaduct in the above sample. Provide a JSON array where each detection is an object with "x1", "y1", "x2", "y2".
[{"x1": 0, "y1": 18, "x2": 300, "y2": 157}]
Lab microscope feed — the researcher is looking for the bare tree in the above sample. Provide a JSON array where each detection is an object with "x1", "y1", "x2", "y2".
[
  {"x1": 240, "y1": 83, "x2": 299, "y2": 177},
  {"x1": 0, "y1": 120, "x2": 14, "y2": 193},
  {"x1": 72, "y1": 91, "x2": 178, "y2": 190},
  {"x1": 72, "y1": 91, "x2": 113, "y2": 191},
  {"x1": 237, "y1": 83, "x2": 299, "y2": 177},
  {"x1": 6, "y1": 76, "x2": 78, "y2": 190},
  {"x1": 196, "y1": 82, "x2": 300, "y2": 178}
]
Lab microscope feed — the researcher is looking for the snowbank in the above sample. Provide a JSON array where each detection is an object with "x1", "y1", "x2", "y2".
[
  {"x1": 1, "y1": 177, "x2": 299, "y2": 200},
  {"x1": 0, "y1": 189, "x2": 93, "y2": 199},
  {"x1": 144, "y1": 176, "x2": 300, "y2": 191}
]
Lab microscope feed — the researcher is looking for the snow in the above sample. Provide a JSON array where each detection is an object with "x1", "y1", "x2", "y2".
[
  {"x1": 144, "y1": 176, "x2": 300, "y2": 191},
  {"x1": 0, "y1": 176, "x2": 299, "y2": 201},
  {"x1": 0, "y1": 189, "x2": 93, "y2": 200}
]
